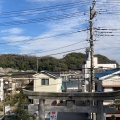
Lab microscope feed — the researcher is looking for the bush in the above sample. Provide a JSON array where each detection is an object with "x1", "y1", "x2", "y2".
[{"x1": 13, "y1": 107, "x2": 31, "y2": 120}]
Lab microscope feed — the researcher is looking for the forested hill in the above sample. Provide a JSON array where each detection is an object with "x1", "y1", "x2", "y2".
[{"x1": 0, "y1": 53, "x2": 117, "y2": 72}]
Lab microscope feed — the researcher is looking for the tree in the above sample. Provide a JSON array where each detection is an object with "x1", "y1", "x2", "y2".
[
  {"x1": 13, "y1": 107, "x2": 31, "y2": 120},
  {"x1": 0, "y1": 53, "x2": 118, "y2": 71}
]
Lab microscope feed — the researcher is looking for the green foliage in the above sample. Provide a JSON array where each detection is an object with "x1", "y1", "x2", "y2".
[
  {"x1": 0, "y1": 53, "x2": 118, "y2": 72},
  {"x1": 13, "y1": 107, "x2": 31, "y2": 120},
  {"x1": 95, "y1": 54, "x2": 117, "y2": 64},
  {"x1": 62, "y1": 53, "x2": 86, "y2": 69},
  {"x1": 0, "y1": 104, "x2": 3, "y2": 111},
  {"x1": 4, "y1": 93, "x2": 29, "y2": 106},
  {"x1": 2, "y1": 93, "x2": 31, "y2": 119}
]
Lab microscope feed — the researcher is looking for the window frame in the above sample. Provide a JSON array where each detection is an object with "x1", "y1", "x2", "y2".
[{"x1": 41, "y1": 79, "x2": 49, "y2": 86}]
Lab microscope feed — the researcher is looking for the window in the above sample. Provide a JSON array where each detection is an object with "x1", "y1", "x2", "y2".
[{"x1": 41, "y1": 79, "x2": 49, "y2": 85}]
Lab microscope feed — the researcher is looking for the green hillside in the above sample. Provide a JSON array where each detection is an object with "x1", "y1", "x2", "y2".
[{"x1": 0, "y1": 53, "x2": 117, "y2": 72}]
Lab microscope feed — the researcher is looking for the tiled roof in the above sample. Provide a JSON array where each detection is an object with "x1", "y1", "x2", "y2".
[
  {"x1": 33, "y1": 70, "x2": 59, "y2": 78},
  {"x1": 95, "y1": 69, "x2": 120, "y2": 79}
]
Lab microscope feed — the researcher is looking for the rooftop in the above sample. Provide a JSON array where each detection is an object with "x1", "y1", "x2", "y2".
[{"x1": 95, "y1": 69, "x2": 120, "y2": 79}]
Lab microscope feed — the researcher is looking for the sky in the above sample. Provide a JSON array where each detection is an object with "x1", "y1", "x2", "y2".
[{"x1": 0, "y1": 0, "x2": 120, "y2": 64}]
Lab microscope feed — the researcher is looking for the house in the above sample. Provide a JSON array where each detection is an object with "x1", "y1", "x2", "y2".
[
  {"x1": 0, "y1": 72, "x2": 35, "y2": 100},
  {"x1": 50, "y1": 71, "x2": 83, "y2": 92},
  {"x1": 33, "y1": 71, "x2": 62, "y2": 104},
  {"x1": 95, "y1": 69, "x2": 120, "y2": 120},
  {"x1": 95, "y1": 69, "x2": 120, "y2": 98},
  {"x1": 82, "y1": 48, "x2": 117, "y2": 92},
  {"x1": 33, "y1": 71, "x2": 62, "y2": 93}
]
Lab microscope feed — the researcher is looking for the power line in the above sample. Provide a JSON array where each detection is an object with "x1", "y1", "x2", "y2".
[
  {"x1": 95, "y1": 34, "x2": 120, "y2": 37},
  {"x1": 95, "y1": 28, "x2": 120, "y2": 31},
  {"x1": 0, "y1": 2, "x2": 90, "y2": 18},
  {"x1": 97, "y1": 1, "x2": 120, "y2": 4},
  {"x1": 0, "y1": 1, "x2": 91, "y2": 16},
  {"x1": 32, "y1": 47, "x2": 86, "y2": 58},
  {"x1": 28, "y1": 40, "x2": 86, "y2": 55},
  {"x1": 0, "y1": 28, "x2": 88, "y2": 45},
  {"x1": 0, "y1": 11, "x2": 88, "y2": 26}
]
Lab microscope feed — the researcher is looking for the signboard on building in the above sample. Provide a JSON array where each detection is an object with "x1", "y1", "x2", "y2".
[{"x1": 50, "y1": 111, "x2": 57, "y2": 120}]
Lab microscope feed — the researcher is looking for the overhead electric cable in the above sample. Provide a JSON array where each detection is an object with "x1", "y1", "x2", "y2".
[
  {"x1": 0, "y1": 28, "x2": 88, "y2": 44},
  {"x1": 0, "y1": 2, "x2": 90, "y2": 18},
  {"x1": 95, "y1": 28, "x2": 120, "y2": 30},
  {"x1": 37, "y1": 47, "x2": 86, "y2": 57},
  {"x1": 0, "y1": 11, "x2": 88, "y2": 26},
  {"x1": 0, "y1": 1, "x2": 91, "y2": 16},
  {"x1": 28, "y1": 40, "x2": 86, "y2": 55}
]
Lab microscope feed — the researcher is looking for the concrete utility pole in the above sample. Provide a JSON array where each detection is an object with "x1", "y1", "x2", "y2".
[
  {"x1": 89, "y1": 1, "x2": 97, "y2": 120},
  {"x1": 89, "y1": 0, "x2": 96, "y2": 92},
  {"x1": 36, "y1": 57, "x2": 38, "y2": 73}
]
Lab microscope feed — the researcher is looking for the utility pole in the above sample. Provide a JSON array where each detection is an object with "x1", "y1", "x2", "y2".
[
  {"x1": 89, "y1": 0, "x2": 96, "y2": 92},
  {"x1": 36, "y1": 57, "x2": 38, "y2": 73},
  {"x1": 89, "y1": 1, "x2": 97, "y2": 120}
]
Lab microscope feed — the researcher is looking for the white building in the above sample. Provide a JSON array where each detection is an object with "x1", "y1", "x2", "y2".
[
  {"x1": 82, "y1": 48, "x2": 117, "y2": 92},
  {"x1": 0, "y1": 78, "x2": 4, "y2": 101}
]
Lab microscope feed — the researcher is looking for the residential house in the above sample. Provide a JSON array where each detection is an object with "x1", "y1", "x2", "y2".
[
  {"x1": 0, "y1": 72, "x2": 35, "y2": 100},
  {"x1": 33, "y1": 71, "x2": 62, "y2": 105},
  {"x1": 51, "y1": 71, "x2": 83, "y2": 92},
  {"x1": 95, "y1": 69, "x2": 120, "y2": 104},
  {"x1": 33, "y1": 71, "x2": 62, "y2": 93},
  {"x1": 95, "y1": 69, "x2": 120, "y2": 120}
]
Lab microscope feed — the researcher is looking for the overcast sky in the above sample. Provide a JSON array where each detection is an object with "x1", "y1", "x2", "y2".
[{"x1": 0, "y1": 0, "x2": 120, "y2": 64}]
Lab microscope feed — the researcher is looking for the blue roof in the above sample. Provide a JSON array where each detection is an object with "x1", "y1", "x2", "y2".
[{"x1": 95, "y1": 69, "x2": 120, "y2": 79}]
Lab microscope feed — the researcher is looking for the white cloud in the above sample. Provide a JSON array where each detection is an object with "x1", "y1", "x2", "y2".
[
  {"x1": 1, "y1": 0, "x2": 120, "y2": 64},
  {"x1": 1, "y1": 28, "x2": 24, "y2": 35},
  {"x1": 93, "y1": 1, "x2": 120, "y2": 64},
  {"x1": 18, "y1": 8, "x2": 88, "y2": 56},
  {"x1": 12, "y1": 17, "x2": 27, "y2": 21},
  {"x1": 19, "y1": 32, "x2": 87, "y2": 57},
  {"x1": 1, "y1": 35, "x2": 32, "y2": 45}
]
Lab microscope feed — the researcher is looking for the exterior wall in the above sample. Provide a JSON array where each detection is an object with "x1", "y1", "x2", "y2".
[
  {"x1": 102, "y1": 76, "x2": 120, "y2": 87},
  {"x1": 34, "y1": 73, "x2": 62, "y2": 92},
  {"x1": 0, "y1": 78, "x2": 4, "y2": 101},
  {"x1": 101, "y1": 75, "x2": 120, "y2": 105}
]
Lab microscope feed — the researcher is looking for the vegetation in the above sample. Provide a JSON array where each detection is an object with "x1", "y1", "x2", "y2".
[
  {"x1": 0, "y1": 53, "x2": 117, "y2": 72},
  {"x1": 4, "y1": 93, "x2": 29, "y2": 106},
  {"x1": 110, "y1": 99, "x2": 120, "y2": 112},
  {"x1": 3, "y1": 93, "x2": 32, "y2": 120}
]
